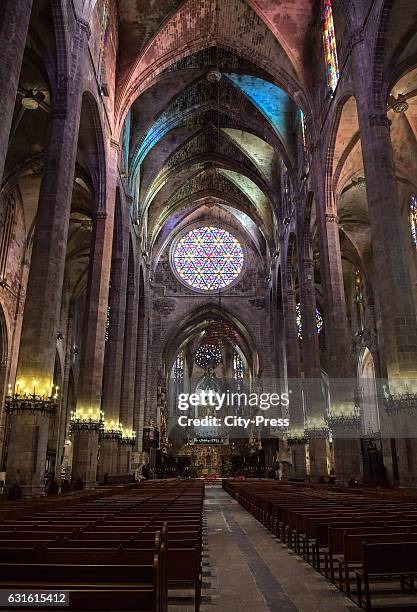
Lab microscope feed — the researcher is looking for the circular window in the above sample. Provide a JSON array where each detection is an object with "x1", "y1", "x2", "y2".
[{"x1": 173, "y1": 226, "x2": 244, "y2": 291}]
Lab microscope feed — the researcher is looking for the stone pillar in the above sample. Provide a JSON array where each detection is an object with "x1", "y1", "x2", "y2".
[
  {"x1": 311, "y1": 150, "x2": 362, "y2": 484},
  {"x1": 0, "y1": 358, "x2": 7, "y2": 461},
  {"x1": 298, "y1": 233, "x2": 328, "y2": 479},
  {"x1": 350, "y1": 35, "x2": 417, "y2": 382},
  {"x1": 119, "y1": 263, "x2": 139, "y2": 473},
  {"x1": 350, "y1": 30, "x2": 417, "y2": 485},
  {"x1": 282, "y1": 269, "x2": 307, "y2": 478},
  {"x1": 134, "y1": 291, "x2": 149, "y2": 454},
  {"x1": 71, "y1": 143, "x2": 119, "y2": 487},
  {"x1": 100, "y1": 243, "x2": 128, "y2": 478},
  {"x1": 54, "y1": 309, "x2": 74, "y2": 480},
  {"x1": 4, "y1": 19, "x2": 88, "y2": 494},
  {"x1": 0, "y1": 0, "x2": 33, "y2": 184}
]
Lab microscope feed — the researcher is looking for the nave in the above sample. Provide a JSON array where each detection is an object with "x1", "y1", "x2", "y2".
[
  {"x1": 2, "y1": 479, "x2": 417, "y2": 610},
  {"x1": 199, "y1": 486, "x2": 352, "y2": 612}
]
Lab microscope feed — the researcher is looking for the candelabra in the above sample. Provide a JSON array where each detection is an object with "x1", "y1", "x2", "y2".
[
  {"x1": 383, "y1": 388, "x2": 417, "y2": 416},
  {"x1": 119, "y1": 431, "x2": 137, "y2": 446},
  {"x1": 69, "y1": 410, "x2": 104, "y2": 433},
  {"x1": 6, "y1": 386, "x2": 59, "y2": 417},
  {"x1": 326, "y1": 410, "x2": 361, "y2": 429},
  {"x1": 286, "y1": 435, "x2": 309, "y2": 446},
  {"x1": 304, "y1": 426, "x2": 329, "y2": 440}
]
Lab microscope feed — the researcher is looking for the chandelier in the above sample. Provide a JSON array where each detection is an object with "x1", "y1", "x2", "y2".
[{"x1": 204, "y1": 321, "x2": 236, "y2": 347}]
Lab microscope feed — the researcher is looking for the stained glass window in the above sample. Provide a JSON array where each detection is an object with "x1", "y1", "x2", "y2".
[
  {"x1": 296, "y1": 303, "x2": 323, "y2": 340},
  {"x1": 173, "y1": 352, "x2": 184, "y2": 398},
  {"x1": 355, "y1": 269, "x2": 365, "y2": 330},
  {"x1": 233, "y1": 351, "x2": 244, "y2": 392},
  {"x1": 323, "y1": 0, "x2": 339, "y2": 93},
  {"x1": 300, "y1": 110, "x2": 307, "y2": 150},
  {"x1": 105, "y1": 305, "x2": 110, "y2": 342},
  {"x1": 99, "y1": 0, "x2": 110, "y2": 55},
  {"x1": 173, "y1": 226, "x2": 244, "y2": 291},
  {"x1": 195, "y1": 343, "x2": 223, "y2": 369},
  {"x1": 409, "y1": 196, "x2": 417, "y2": 249},
  {"x1": 98, "y1": 0, "x2": 110, "y2": 86}
]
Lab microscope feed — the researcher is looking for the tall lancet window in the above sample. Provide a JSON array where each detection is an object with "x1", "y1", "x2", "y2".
[
  {"x1": 409, "y1": 195, "x2": 417, "y2": 250},
  {"x1": 300, "y1": 110, "x2": 307, "y2": 151},
  {"x1": 355, "y1": 269, "x2": 365, "y2": 331},
  {"x1": 98, "y1": 0, "x2": 110, "y2": 91},
  {"x1": 323, "y1": 0, "x2": 340, "y2": 93},
  {"x1": 173, "y1": 352, "x2": 185, "y2": 399},
  {"x1": 0, "y1": 193, "x2": 15, "y2": 282},
  {"x1": 233, "y1": 351, "x2": 244, "y2": 392}
]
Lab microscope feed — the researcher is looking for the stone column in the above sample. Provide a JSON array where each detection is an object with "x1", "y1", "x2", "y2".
[
  {"x1": 133, "y1": 285, "x2": 148, "y2": 455},
  {"x1": 0, "y1": 0, "x2": 33, "y2": 184},
  {"x1": 311, "y1": 150, "x2": 362, "y2": 483},
  {"x1": 298, "y1": 230, "x2": 328, "y2": 479},
  {"x1": 55, "y1": 309, "x2": 74, "y2": 480},
  {"x1": 99, "y1": 244, "x2": 128, "y2": 479},
  {"x1": 4, "y1": 19, "x2": 88, "y2": 494},
  {"x1": 351, "y1": 35, "x2": 417, "y2": 381},
  {"x1": 118, "y1": 264, "x2": 139, "y2": 474},
  {"x1": 0, "y1": 358, "x2": 8, "y2": 462},
  {"x1": 282, "y1": 268, "x2": 307, "y2": 479},
  {"x1": 71, "y1": 142, "x2": 119, "y2": 487},
  {"x1": 350, "y1": 31, "x2": 417, "y2": 485}
]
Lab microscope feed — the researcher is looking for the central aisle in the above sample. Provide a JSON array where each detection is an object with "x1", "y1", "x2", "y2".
[{"x1": 199, "y1": 485, "x2": 355, "y2": 612}]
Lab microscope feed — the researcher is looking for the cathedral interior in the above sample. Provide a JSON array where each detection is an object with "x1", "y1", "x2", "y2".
[{"x1": 2, "y1": 0, "x2": 417, "y2": 609}]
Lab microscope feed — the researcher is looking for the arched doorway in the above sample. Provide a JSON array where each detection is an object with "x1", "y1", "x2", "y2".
[
  {"x1": 358, "y1": 347, "x2": 380, "y2": 435},
  {"x1": 358, "y1": 347, "x2": 385, "y2": 484}
]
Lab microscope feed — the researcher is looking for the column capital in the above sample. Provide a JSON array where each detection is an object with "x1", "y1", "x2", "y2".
[
  {"x1": 325, "y1": 213, "x2": 339, "y2": 224},
  {"x1": 369, "y1": 113, "x2": 391, "y2": 129}
]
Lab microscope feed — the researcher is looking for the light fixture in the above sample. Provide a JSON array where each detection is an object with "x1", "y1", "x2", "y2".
[
  {"x1": 21, "y1": 90, "x2": 45, "y2": 110},
  {"x1": 207, "y1": 68, "x2": 222, "y2": 83},
  {"x1": 392, "y1": 94, "x2": 409, "y2": 114},
  {"x1": 22, "y1": 97, "x2": 39, "y2": 110}
]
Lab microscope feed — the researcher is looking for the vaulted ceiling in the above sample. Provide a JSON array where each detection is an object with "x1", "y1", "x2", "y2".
[{"x1": 119, "y1": 0, "x2": 306, "y2": 262}]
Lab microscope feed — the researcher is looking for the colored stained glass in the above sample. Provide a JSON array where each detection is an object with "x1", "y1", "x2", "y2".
[
  {"x1": 233, "y1": 351, "x2": 244, "y2": 391},
  {"x1": 323, "y1": 0, "x2": 339, "y2": 93},
  {"x1": 300, "y1": 110, "x2": 307, "y2": 150},
  {"x1": 296, "y1": 303, "x2": 323, "y2": 340},
  {"x1": 173, "y1": 226, "x2": 244, "y2": 291},
  {"x1": 355, "y1": 269, "x2": 365, "y2": 330},
  {"x1": 173, "y1": 352, "x2": 184, "y2": 397},
  {"x1": 410, "y1": 196, "x2": 417, "y2": 249},
  {"x1": 195, "y1": 343, "x2": 223, "y2": 369}
]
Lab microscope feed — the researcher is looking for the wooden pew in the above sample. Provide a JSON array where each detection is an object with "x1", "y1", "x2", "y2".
[
  {"x1": 0, "y1": 561, "x2": 164, "y2": 612},
  {"x1": 356, "y1": 541, "x2": 417, "y2": 609}
]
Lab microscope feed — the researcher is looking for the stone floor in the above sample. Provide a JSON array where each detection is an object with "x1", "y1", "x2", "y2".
[{"x1": 171, "y1": 485, "x2": 356, "y2": 611}]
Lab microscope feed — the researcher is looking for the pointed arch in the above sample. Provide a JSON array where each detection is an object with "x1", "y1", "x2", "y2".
[{"x1": 162, "y1": 303, "x2": 261, "y2": 377}]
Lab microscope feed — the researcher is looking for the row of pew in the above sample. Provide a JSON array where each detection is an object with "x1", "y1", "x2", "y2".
[
  {"x1": 0, "y1": 479, "x2": 204, "y2": 611},
  {"x1": 223, "y1": 479, "x2": 417, "y2": 610}
]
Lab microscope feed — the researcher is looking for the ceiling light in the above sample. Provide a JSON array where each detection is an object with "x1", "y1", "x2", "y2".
[
  {"x1": 21, "y1": 97, "x2": 39, "y2": 110},
  {"x1": 207, "y1": 69, "x2": 222, "y2": 83}
]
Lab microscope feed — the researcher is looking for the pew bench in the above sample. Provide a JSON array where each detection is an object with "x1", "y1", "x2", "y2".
[{"x1": 356, "y1": 541, "x2": 417, "y2": 609}]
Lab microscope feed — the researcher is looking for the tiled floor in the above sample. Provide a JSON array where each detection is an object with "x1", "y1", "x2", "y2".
[{"x1": 171, "y1": 485, "x2": 355, "y2": 611}]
